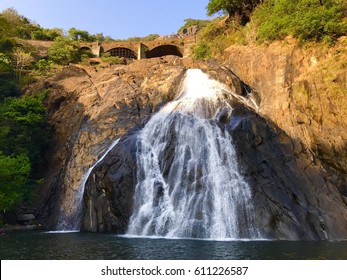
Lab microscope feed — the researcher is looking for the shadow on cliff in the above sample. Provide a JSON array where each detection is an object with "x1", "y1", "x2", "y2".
[{"x1": 229, "y1": 104, "x2": 347, "y2": 240}]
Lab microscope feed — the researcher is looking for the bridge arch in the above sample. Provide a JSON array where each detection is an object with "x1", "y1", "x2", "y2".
[
  {"x1": 146, "y1": 44, "x2": 183, "y2": 58},
  {"x1": 105, "y1": 47, "x2": 137, "y2": 60},
  {"x1": 79, "y1": 46, "x2": 94, "y2": 58},
  {"x1": 80, "y1": 46, "x2": 92, "y2": 52}
]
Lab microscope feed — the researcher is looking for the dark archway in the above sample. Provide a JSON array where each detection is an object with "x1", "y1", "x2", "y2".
[
  {"x1": 146, "y1": 45, "x2": 183, "y2": 58},
  {"x1": 107, "y1": 48, "x2": 137, "y2": 60},
  {"x1": 80, "y1": 46, "x2": 92, "y2": 52},
  {"x1": 79, "y1": 46, "x2": 94, "y2": 58}
]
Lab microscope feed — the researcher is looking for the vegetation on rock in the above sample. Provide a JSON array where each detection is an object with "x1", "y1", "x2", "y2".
[
  {"x1": 195, "y1": 0, "x2": 347, "y2": 59},
  {"x1": 0, "y1": 9, "x2": 50, "y2": 218},
  {"x1": 178, "y1": 18, "x2": 210, "y2": 33},
  {"x1": 207, "y1": 0, "x2": 263, "y2": 25},
  {"x1": 254, "y1": 0, "x2": 347, "y2": 43},
  {"x1": 47, "y1": 36, "x2": 82, "y2": 65}
]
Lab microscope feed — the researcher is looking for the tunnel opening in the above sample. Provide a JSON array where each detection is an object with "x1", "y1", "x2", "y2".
[
  {"x1": 106, "y1": 47, "x2": 137, "y2": 60},
  {"x1": 145, "y1": 45, "x2": 183, "y2": 58},
  {"x1": 80, "y1": 46, "x2": 92, "y2": 52},
  {"x1": 79, "y1": 46, "x2": 94, "y2": 58}
]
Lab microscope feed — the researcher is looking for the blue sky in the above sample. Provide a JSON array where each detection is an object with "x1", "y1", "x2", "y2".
[{"x1": 0, "y1": 0, "x2": 212, "y2": 39}]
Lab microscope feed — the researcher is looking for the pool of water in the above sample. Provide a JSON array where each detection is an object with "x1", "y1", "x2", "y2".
[{"x1": 1, "y1": 231, "x2": 347, "y2": 260}]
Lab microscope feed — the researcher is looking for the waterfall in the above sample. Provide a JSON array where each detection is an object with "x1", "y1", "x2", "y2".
[
  {"x1": 56, "y1": 138, "x2": 120, "y2": 231},
  {"x1": 126, "y1": 69, "x2": 262, "y2": 240}
]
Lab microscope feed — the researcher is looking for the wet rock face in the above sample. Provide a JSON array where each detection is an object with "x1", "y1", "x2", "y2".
[
  {"x1": 229, "y1": 106, "x2": 347, "y2": 240},
  {"x1": 81, "y1": 128, "x2": 140, "y2": 233}
]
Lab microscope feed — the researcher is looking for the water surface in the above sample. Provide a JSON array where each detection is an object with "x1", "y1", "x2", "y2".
[{"x1": 1, "y1": 231, "x2": 347, "y2": 260}]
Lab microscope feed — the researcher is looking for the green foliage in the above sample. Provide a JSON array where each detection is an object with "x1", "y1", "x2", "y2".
[
  {"x1": 178, "y1": 18, "x2": 210, "y2": 33},
  {"x1": 0, "y1": 37, "x2": 15, "y2": 54},
  {"x1": 0, "y1": 91, "x2": 49, "y2": 212},
  {"x1": 0, "y1": 93, "x2": 49, "y2": 165},
  {"x1": 0, "y1": 8, "x2": 40, "y2": 39},
  {"x1": 31, "y1": 28, "x2": 63, "y2": 41},
  {"x1": 101, "y1": 55, "x2": 124, "y2": 65},
  {"x1": 0, "y1": 152, "x2": 30, "y2": 211},
  {"x1": 192, "y1": 18, "x2": 234, "y2": 59},
  {"x1": 48, "y1": 36, "x2": 81, "y2": 65},
  {"x1": 35, "y1": 59, "x2": 53, "y2": 72},
  {"x1": 254, "y1": 0, "x2": 347, "y2": 43},
  {"x1": 0, "y1": 9, "x2": 52, "y2": 214},
  {"x1": 199, "y1": 19, "x2": 227, "y2": 41},
  {"x1": 193, "y1": 42, "x2": 212, "y2": 60},
  {"x1": 0, "y1": 52, "x2": 20, "y2": 100},
  {"x1": 207, "y1": 0, "x2": 263, "y2": 25},
  {"x1": 68, "y1": 28, "x2": 92, "y2": 42},
  {"x1": 68, "y1": 28, "x2": 109, "y2": 42}
]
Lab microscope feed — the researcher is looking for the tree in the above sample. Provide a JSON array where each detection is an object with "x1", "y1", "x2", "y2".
[
  {"x1": 254, "y1": 0, "x2": 347, "y2": 43},
  {"x1": 31, "y1": 28, "x2": 63, "y2": 41},
  {"x1": 0, "y1": 152, "x2": 30, "y2": 212},
  {"x1": 68, "y1": 28, "x2": 96, "y2": 42},
  {"x1": 13, "y1": 49, "x2": 34, "y2": 80},
  {"x1": 0, "y1": 53, "x2": 19, "y2": 100},
  {"x1": 48, "y1": 36, "x2": 81, "y2": 65},
  {"x1": 206, "y1": 0, "x2": 263, "y2": 25},
  {"x1": 0, "y1": 93, "x2": 49, "y2": 165}
]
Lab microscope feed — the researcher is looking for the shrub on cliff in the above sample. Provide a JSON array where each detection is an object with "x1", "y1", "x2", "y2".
[
  {"x1": 254, "y1": 0, "x2": 347, "y2": 43},
  {"x1": 178, "y1": 18, "x2": 210, "y2": 34},
  {"x1": 48, "y1": 36, "x2": 82, "y2": 65}
]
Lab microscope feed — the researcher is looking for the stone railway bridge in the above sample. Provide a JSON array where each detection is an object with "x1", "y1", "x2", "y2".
[{"x1": 79, "y1": 36, "x2": 196, "y2": 60}]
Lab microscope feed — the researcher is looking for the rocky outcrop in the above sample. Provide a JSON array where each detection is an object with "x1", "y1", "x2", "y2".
[
  {"x1": 36, "y1": 56, "x2": 186, "y2": 228},
  {"x1": 35, "y1": 41, "x2": 347, "y2": 239},
  {"x1": 224, "y1": 37, "x2": 347, "y2": 203},
  {"x1": 229, "y1": 105, "x2": 347, "y2": 240}
]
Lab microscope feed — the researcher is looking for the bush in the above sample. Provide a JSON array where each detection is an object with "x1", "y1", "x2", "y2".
[
  {"x1": 0, "y1": 152, "x2": 30, "y2": 211},
  {"x1": 254, "y1": 0, "x2": 347, "y2": 43},
  {"x1": 192, "y1": 18, "x2": 235, "y2": 59},
  {"x1": 178, "y1": 18, "x2": 210, "y2": 34},
  {"x1": 35, "y1": 59, "x2": 53, "y2": 72},
  {"x1": 101, "y1": 56, "x2": 124, "y2": 65},
  {"x1": 193, "y1": 42, "x2": 212, "y2": 60},
  {"x1": 31, "y1": 28, "x2": 62, "y2": 41},
  {"x1": 0, "y1": 93, "x2": 49, "y2": 165},
  {"x1": 48, "y1": 36, "x2": 81, "y2": 65}
]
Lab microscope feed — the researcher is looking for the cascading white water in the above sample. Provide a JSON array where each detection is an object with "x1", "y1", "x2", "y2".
[
  {"x1": 127, "y1": 69, "x2": 262, "y2": 240},
  {"x1": 56, "y1": 138, "x2": 120, "y2": 231}
]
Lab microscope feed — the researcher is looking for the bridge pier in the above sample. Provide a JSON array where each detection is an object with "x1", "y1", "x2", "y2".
[
  {"x1": 91, "y1": 42, "x2": 101, "y2": 57},
  {"x1": 138, "y1": 43, "x2": 147, "y2": 60}
]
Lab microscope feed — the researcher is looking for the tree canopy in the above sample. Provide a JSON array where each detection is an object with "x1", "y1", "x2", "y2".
[
  {"x1": 254, "y1": 0, "x2": 347, "y2": 43},
  {"x1": 206, "y1": 0, "x2": 263, "y2": 25},
  {"x1": 48, "y1": 36, "x2": 81, "y2": 65}
]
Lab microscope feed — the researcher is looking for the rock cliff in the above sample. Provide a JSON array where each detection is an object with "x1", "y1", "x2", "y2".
[
  {"x1": 224, "y1": 38, "x2": 347, "y2": 199},
  {"x1": 36, "y1": 56, "x2": 186, "y2": 228},
  {"x1": 35, "y1": 41, "x2": 347, "y2": 239}
]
